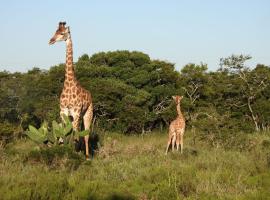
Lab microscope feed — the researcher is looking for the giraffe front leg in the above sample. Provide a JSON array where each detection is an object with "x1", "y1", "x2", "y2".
[
  {"x1": 59, "y1": 108, "x2": 69, "y2": 144},
  {"x1": 72, "y1": 114, "x2": 81, "y2": 142},
  {"x1": 176, "y1": 133, "x2": 180, "y2": 152},
  {"x1": 172, "y1": 133, "x2": 176, "y2": 152},
  {"x1": 60, "y1": 108, "x2": 69, "y2": 123},
  {"x1": 83, "y1": 104, "x2": 93, "y2": 160}
]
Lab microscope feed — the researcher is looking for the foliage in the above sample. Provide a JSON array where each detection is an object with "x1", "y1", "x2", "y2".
[
  {"x1": 26, "y1": 122, "x2": 48, "y2": 144},
  {"x1": 0, "y1": 121, "x2": 19, "y2": 146},
  {"x1": 0, "y1": 51, "x2": 270, "y2": 137}
]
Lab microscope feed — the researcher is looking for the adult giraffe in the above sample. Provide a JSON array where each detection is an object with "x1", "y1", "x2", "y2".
[{"x1": 49, "y1": 22, "x2": 93, "y2": 160}]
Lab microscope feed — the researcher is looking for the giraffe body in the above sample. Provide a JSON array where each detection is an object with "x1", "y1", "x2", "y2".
[
  {"x1": 166, "y1": 96, "x2": 185, "y2": 154},
  {"x1": 49, "y1": 22, "x2": 93, "y2": 159}
]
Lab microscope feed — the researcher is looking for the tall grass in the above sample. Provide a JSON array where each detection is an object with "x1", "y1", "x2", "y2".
[{"x1": 0, "y1": 131, "x2": 270, "y2": 200}]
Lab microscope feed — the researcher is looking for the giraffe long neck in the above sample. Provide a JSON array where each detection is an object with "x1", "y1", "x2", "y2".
[
  {"x1": 64, "y1": 36, "x2": 76, "y2": 84},
  {"x1": 176, "y1": 103, "x2": 183, "y2": 118}
]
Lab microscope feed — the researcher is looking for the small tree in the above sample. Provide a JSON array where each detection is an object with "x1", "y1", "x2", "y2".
[{"x1": 220, "y1": 55, "x2": 269, "y2": 131}]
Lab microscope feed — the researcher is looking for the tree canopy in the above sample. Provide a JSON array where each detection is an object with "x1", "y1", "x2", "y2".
[{"x1": 0, "y1": 51, "x2": 269, "y2": 137}]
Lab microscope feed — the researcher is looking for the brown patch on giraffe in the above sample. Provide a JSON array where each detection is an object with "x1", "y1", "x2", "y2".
[
  {"x1": 72, "y1": 87, "x2": 76, "y2": 92},
  {"x1": 62, "y1": 99, "x2": 68, "y2": 106},
  {"x1": 68, "y1": 80, "x2": 72, "y2": 87},
  {"x1": 82, "y1": 94, "x2": 86, "y2": 99}
]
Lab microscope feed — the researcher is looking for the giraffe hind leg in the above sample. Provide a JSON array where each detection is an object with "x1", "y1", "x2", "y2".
[{"x1": 165, "y1": 131, "x2": 173, "y2": 155}]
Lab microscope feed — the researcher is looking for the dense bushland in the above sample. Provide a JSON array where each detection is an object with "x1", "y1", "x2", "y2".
[{"x1": 0, "y1": 51, "x2": 269, "y2": 141}]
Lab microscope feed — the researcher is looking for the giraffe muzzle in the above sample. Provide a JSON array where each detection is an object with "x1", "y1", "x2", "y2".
[{"x1": 49, "y1": 38, "x2": 56, "y2": 45}]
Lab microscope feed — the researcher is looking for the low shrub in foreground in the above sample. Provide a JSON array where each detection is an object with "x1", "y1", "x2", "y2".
[{"x1": 25, "y1": 145, "x2": 84, "y2": 170}]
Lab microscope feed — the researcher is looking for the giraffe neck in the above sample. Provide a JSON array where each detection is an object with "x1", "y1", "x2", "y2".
[
  {"x1": 64, "y1": 36, "x2": 76, "y2": 84},
  {"x1": 176, "y1": 103, "x2": 183, "y2": 118}
]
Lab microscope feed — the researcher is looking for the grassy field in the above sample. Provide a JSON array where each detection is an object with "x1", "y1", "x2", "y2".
[{"x1": 0, "y1": 131, "x2": 270, "y2": 200}]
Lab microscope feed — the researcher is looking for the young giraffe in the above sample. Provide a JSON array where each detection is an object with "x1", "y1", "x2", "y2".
[
  {"x1": 165, "y1": 95, "x2": 185, "y2": 154},
  {"x1": 49, "y1": 22, "x2": 93, "y2": 160}
]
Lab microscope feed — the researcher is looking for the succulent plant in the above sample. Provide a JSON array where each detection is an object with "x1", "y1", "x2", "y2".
[
  {"x1": 25, "y1": 121, "x2": 48, "y2": 144},
  {"x1": 25, "y1": 115, "x2": 90, "y2": 146}
]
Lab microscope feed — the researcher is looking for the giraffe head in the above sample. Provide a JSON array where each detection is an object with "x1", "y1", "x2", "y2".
[
  {"x1": 172, "y1": 95, "x2": 183, "y2": 104},
  {"x1": 49, "y1": 22, "x2": 70, "y2": 45}
]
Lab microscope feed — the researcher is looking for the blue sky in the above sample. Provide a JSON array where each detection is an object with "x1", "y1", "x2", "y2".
[{"x1": 0, "y1": 0, "x2": 269, "y2": 72}]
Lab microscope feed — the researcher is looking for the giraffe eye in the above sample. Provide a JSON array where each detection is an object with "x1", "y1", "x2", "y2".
[{"x1": 60, "y1": 33, "x2": 65, "y2": 35}]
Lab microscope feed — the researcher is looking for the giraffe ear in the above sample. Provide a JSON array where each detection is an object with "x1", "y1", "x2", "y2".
[{"x1": 172, "y1": 96, "x2": 176, "y2": 100}]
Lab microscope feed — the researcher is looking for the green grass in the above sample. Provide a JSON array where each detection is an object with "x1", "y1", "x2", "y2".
[{"x1": 0, "y1": 131, "x2": 270, "y2": 200}]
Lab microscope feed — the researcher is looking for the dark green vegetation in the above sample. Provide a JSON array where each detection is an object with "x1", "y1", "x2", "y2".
[
  {"x1": 1, "y1": 51, "x2": 270, "y2": 139},
  {"x1": 0, "y1": 51, "x2": 270, "y2": 199}
]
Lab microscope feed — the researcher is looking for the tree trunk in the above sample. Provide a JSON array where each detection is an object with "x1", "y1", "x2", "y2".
[{"x1": 247, "y1": 97, "x2": 259, "y2": 132}]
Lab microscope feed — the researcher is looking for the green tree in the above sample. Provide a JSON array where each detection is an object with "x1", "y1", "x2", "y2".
[{"x1": 220, "y1": 55, "x2": 270, "y2": 131}]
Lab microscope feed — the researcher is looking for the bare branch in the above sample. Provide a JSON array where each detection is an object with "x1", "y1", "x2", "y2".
[{"x1": 153, "y1": 97, "x2": 170, "y2": 115}]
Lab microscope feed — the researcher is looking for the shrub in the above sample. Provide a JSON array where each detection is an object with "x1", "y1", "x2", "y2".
[
  {"x1": 0, "y1": 122, "x2": 18, "y2": 146},
  {"x1": 26, "y1": 145, "x2": 83, "y2": 169}
]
